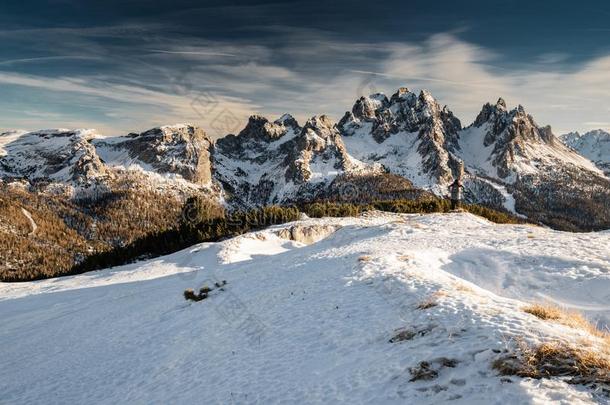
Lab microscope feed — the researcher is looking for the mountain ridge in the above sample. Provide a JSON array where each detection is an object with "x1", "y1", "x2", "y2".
[{"x1": 1, "y1": 87, "x2": 609, "y2": 231}]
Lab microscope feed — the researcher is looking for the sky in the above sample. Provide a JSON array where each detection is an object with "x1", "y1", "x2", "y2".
[{"x1": 0, "y1": 0, "x2": 609, "y2": 137}]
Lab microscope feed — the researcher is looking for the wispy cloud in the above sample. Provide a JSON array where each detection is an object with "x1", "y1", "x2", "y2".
[
  {"x1": 148, "y1": 49, "x2": 238, "y2": 57},
  {"x1": 0, "y1": 56, "x2": 101, "y2": 66},
  {"x1": 0, "y1": 30, "x2": 608, "y2": 135}
]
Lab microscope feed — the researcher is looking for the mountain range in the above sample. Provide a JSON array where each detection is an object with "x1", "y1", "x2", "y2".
[{"x1": 1, "y1": 87, "x2": 608, "y2": 232}]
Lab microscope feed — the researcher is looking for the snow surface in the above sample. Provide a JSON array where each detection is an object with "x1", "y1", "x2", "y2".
[
  {"x1": 341, "y1": 124, "x2": 432, "y2": 189},
  {"x1": 1, "y1": 212, "x2": 609, "y2": 404}
]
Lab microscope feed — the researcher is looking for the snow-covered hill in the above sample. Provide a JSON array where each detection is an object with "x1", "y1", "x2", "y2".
[
  {"x1": 1, "y1": 212, "x2": 608, "y2": 404},
  {"x1": 561, "y1": 129, "x2": 610, "y2": 177}
]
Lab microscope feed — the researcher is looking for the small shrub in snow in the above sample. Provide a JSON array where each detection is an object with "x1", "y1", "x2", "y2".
[
  {"x1": 184, "y1": 289, "x2": 204, "y2": 302},
  {"x1": 416, "y1": 292, "x2": 445, "y2": 310},
  {"x1": 416, "y1": 300, "x2": 438, "y2": 310}
]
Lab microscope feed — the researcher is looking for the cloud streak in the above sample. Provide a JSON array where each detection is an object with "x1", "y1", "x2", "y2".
[{"x1": 0, "y1": 32, "x2": 608, "y2": 135}]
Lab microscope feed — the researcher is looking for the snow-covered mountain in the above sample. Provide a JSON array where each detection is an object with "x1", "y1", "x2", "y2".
[
  {"x1": 560, "y1": 129, "x2": 610, "y2": 176},
  {"x1": 93, "y1": 124, "x2": 214, "y2": 185},
  {"x1": 459, "y1": 98, "x2": 601, "y2": 181},
  {"x1": 455, "y1": 99, "x2": 609, "y2": 229},
  {"x1": 337, "y1": 88, "x2": 462, "y2": 191},
  {"x1": 1, "y1": 88, "x2": 609, "y2": 230},
  {"x1": 0, "y1": 129, "x2": 109, "y2": 187},
  {"x1": 2, "y1": 212, "x2": 608, "y2": 403},
  {"x1": 0, "y1": 125, "x2": 220, "y2": 198},
  {"x1": 214, "y1": 114, "x2": 381, "y2": 208}
]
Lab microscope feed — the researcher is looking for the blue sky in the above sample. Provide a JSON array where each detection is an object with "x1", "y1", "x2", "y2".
[{"x1": 0, "y1": 0, "x2": 609, "y2": 136}]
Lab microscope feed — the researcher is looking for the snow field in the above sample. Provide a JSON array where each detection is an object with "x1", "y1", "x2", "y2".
[{"x1": 0, "y1": 212, "x2": 608, "y2": 404}]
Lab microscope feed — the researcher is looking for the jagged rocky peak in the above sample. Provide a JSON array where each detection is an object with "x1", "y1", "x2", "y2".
[
  {"x1": 0, "y1": 129, "x2": 108, "y2": 185},
  {"x1": 461, "y1": 99, "x2": 603, "y2": 181},
  {"x1": 237, "y1": 115, "x2": 288, "y2": 142},
  {"x1": 561, "y1": 129, "x2": 610, "y2": 148},
  {"x1": 275, "y1": 113, "x2": 300, "y2": 130},
  {"x1": 301, "y1": 115, "x2": 339, "y2": 141},
  {"x1": 298, "y1": 115, "x2": 346, "y2": 157},
  {"x1": 471, "y1": 99, "x2": 561, "y2": 152},
  {"x1": 99, "y1": 124, "x2": 214, "y2": 184},
  {"x1": 351, "y1": 93, "x2": 390, "y2": 120},
  {"x1": 339, "y1": 87, "x2": 461, "y2": 142},
  {"x1": 288, "y1": 115, "x2": 362, "y2": 184},
  {"x1": 473, "y1": 98, "x2": 507, "y2": 128},
  {"x1": 215, "y1": 114, "x2": 302, "y2": 159},
  {"x1": 337, "y1": 87, "x2": 462, "y2": 185}
]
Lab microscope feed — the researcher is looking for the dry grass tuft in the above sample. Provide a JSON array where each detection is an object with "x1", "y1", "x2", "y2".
[
  {"x1": 416, "y1": 300, "x2": 438, "y2": 310},
  {"x1": 453, "y1": 282, "x2": 474, "y2": 293},
  {"x1": 389, "y1": 329, "x2": 417, "y2": 343},
  {"x1": 409, "y1": 361, "x2": 438, "y2": 381},
  {"x1": 493, "y1": 340, "x2": 610, "y2": 390},
  {"x1": 523, "y1": 303, "x2": 563, "y2": 321},
  {"x1": 416, "y1": 292, "x2": 445, "y2": 310},
  {"x1": 498, "y1": 305, "x2": 610, "y2": 393},
  {"x1": 523, "y1": 303, "x2": 610, "y2": 343}
]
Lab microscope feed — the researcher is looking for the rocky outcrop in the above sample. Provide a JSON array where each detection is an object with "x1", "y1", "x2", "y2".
[
  {"x1": 275, "y1": 223, "x2": 341, "y2": 244},
  {"x1": 1, "y1": 87, "x2": 608, "y2": 231},
  {"x1": 459, "y1": 99, "x2": 610, "y2": 230},
  {"x1": 461, "y1": 99, "x2": 601, "y2": 180},
  {"x1": 95, "y1": 124, "x2": 214, "y2": 184},
  {"x1": 213, "y1": 114, "x2": 303, "y2": 207},
  {"x1": 286, "y1": 115, "x2": 370, "y2": 184}
]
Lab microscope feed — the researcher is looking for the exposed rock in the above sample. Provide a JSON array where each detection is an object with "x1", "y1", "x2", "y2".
[
  {"x1": 275, "y1": 223, "x2": 341, "y2": 245},
  {"x1": 95, "y1": 124, "x2": 214, "y2": 184},
  {"x1": 1, "y1": 87, "x2": 608, "y2": 231},
  {"x1": 214, "y1": 114, "x2": 380, "y2": 209}
]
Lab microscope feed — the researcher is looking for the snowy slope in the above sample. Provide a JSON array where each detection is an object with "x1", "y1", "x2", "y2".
[
  {"x1": 1, "y1": 212, "x2": 608, "y2": 404},
  {"x1": 341, "y1": 123, "x2": 431, "y2": 189}
]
